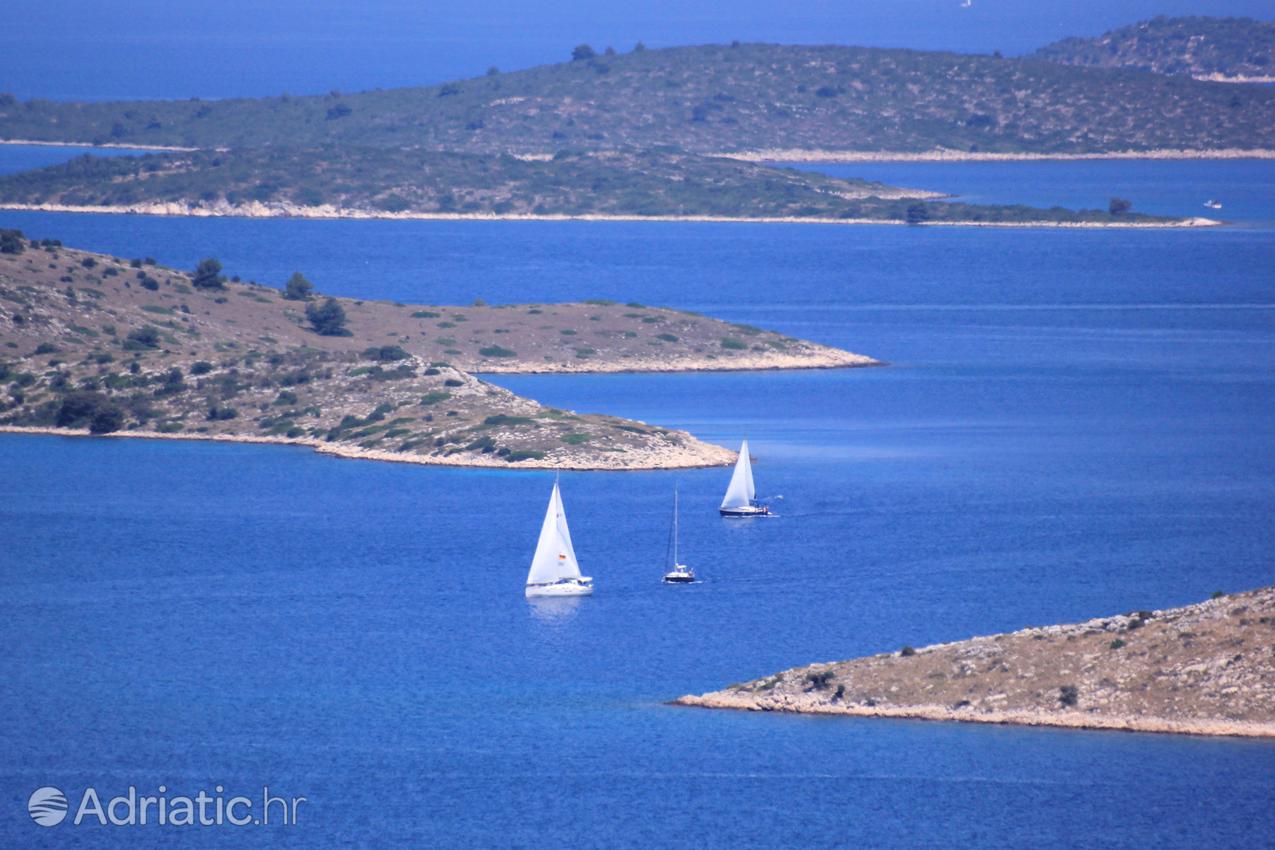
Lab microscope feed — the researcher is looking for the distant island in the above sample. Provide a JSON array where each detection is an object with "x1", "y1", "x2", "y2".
[
  {"x1": 0, "y1": 230, "x2": 875, "y2": 469},
  {"x1": 0, "y1": 147, "x2": 1206, "y2": 227},
  {"x1": 1, "y1": 37, "x2": 1271, "y2": 158},
  {"x1": 1033, "y1": 16, "x2": 1275, "y2": 83},
  {"x1": 675, "y1": 586, "x2": 1275, "y2": 738}
]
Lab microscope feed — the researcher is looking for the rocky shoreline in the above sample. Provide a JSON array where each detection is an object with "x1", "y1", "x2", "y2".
[
  {"x1": 474, "y1": 346, "x2": 879, "y2": 374},
  {"x1": 722, "y1": 147, "x2": 1275, "y2": 163},
  {"x1": 0, "y1": 424, "x2": 736, "y2": 470},
  {"x1": 0, "y1": 138, "x2": 196, "y2": 152},
  {"x1": 0, "y1": 201, "x2": 1218, "y2": 228},
  {"x1": 674, "y1": 586, "x2": 1275, "y2": 738}
]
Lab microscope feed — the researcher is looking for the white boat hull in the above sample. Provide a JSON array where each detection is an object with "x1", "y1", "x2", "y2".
[{"x1": 525, "y1": 578, "x2": 594, "y2": 597}]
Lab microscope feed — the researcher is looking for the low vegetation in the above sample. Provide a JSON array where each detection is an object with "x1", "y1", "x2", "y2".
[
  {"x1": 678, "y1": 586, "x2": 1275, "y2": 737},
  {"x1": 0, "y1": 147, "x2": 1189, "y2": 224},
  {"x1": 1033, "y1": 16, "x2": 1275, "y2": 81},
  {"x1": 1, "y1": 40, "x2": 1270, "y2": 154},
  {"x1": 0, "y1": 233, "x2": 871, "y2": 467}
]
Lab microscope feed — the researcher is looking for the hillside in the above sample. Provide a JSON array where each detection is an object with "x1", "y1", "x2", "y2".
[
  {"x1": 1033, "y1": 16, "x2": 1275, "y2": 82},
  {"x1": 0, "y1": 147, "x2": 1196, "y2": 226},
  {"x1": 676, "y1": 586, "x2": 1275, "y2": 738},
  {"x1": 2, "y1": 43, "x2": 1272, "y2": 156},
  {"x1": 0, "y1": 231, "x2": 874, "y2": 469}
]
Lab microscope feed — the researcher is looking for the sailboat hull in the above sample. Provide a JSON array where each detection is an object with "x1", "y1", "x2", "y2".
[
  {"x1": 719, "y1": 505, "x2": 770, "y2": 517},
  {"x1": 525, "y1": 578, "x2": 594, "y2": 598}
]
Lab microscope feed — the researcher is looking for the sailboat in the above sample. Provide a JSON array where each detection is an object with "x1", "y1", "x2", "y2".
[
  {"x1": 1204, "y1": 199, "x2": 1223, "y2": 210},
  {"x1": 525, "y1": 477, "x2": 594, "y2": 597},
  {"x1": 719, "y1": 439, "x2": 770, "y2": 517},
  {"x1": 662, "y1": 486, "x2": 695, "y2": 584}
]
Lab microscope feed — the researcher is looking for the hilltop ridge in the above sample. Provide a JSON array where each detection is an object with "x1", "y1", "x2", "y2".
[
  {"x1": 1033, "y1": 16, "x2": 1275, "y2": 82},
  {"x1": 2, "y1": 41, "x2": 1272, "y2": 156}
]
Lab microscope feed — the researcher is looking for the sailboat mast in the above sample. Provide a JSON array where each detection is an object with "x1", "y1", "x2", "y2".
[{"x1": 673, "y1": 486, "x2": 679, "y2": 564}]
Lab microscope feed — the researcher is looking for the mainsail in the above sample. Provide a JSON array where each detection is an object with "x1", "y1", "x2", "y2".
[
  {"x1": 720, "y1": 440, "x2": 756, "y2": 509},
  {"x1": 526, "y1": 481, "x2": 582, "y2": 586}
]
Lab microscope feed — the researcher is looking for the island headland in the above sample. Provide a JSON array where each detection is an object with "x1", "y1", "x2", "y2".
[
  {"x1": 0, "y1": 230, "x2": 873, "y2": 469},
  {"x1": 675, "y1": 586, "x2": 1275, "y2": 738},
  {"x1": 0, "y1": 147, "x2": 1204, "y2": 227}
]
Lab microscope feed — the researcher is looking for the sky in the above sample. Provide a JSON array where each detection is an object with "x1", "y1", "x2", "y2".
[{"x1": 2, "y1": 1, "x2": 1272, "y2": 100}]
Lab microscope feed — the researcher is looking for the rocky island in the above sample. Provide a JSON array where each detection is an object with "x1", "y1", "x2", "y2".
[
  {"x1": 0, "y1": 230, "x2": 873, "y2": 469},
  {"x1": 0, "y1": 147, "x2": 1205, "y2": 227},
  {"x1": 676, "y1": 586, "x2": 1275, "y2": 738},
  {"x1": 2, "y1": 37, "x2": 1271, "y2": 157}
]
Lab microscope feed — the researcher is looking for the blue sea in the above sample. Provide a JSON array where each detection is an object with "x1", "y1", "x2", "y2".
[{"x1": 2, "y1": 146, "x2": 1275, "y2": 847}]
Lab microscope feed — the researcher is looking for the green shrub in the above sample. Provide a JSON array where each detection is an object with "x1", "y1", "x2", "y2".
[
  {"x1": 656, "y1": 333, "x2": 678, "y2": 342},
  {"x1": 720, "y1": 337, "x2": 747, "y2": 350},
  {"x1": 504, "y1": 449, "x2": 546, "y2": 462},
  {"x1": 1058, "y1": 685, "x2": 1079, "y2": 707},
  {"x1": 483, "y1": 414, "x2": 533, "y2": 426},
  {"x1": 479, "y1": 345, "x2": 516, "y2": 358},
  {"x1": 0, "y1": 228, "x2": 25, "y2": 255},
  {"x1": 191, "y1": 257, "x2": 225, "y2": 289},
  {"x1": 305, "y1": 297, "x2": 350, "y2": 336},
  {"x1": 363, "y1": 345, "x2": 409, "y2": 361},
  {"x1": 906, "y1": 204, "x2": 930, "y2": 225},
  {"x1": 190, "y1": 360, "x2": 213, "y2": 375},
  {"x1": 89, "y1": 406, "x2": 126, "y2": 434},
  {"x1": 804, "y1": 670, "x2": 835, "y2": 690},
  {"x1": 411, "y1": 310, "x2": 441, "y2": 318},
  {"x1": 55, "y1": 391, "x2": 109, "y2": 428},
  {"x1": 900, "y1": 646, "x2": 916, "y2": 657},
  {"x1": 123, "y1": 326, "x2": 161, "y2": 350},
  {"x1": 283, "y1": 272, "x2": 314, "y2": 301}
]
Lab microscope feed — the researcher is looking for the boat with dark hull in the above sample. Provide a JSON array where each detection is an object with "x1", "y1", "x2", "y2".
[{"x1": 719, "y1": 440, "x2": 770, "y2": 518}]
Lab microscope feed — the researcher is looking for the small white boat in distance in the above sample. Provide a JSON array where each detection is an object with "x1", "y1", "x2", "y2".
[
  {"x1": 1204, "y1": 199, "x2": 1223, "y2": 210},
  {"x1": 719, "y1": 439, "x2": 770, "y2": 517},
  {"x1": 663, "y1": 486, "x2": 695, "y2": 584},
  {"x1": 525, "y1": 478, "x2": 593, "y2": 597}
]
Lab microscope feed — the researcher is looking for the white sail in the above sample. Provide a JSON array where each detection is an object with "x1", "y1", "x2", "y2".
[
  {"x1": 720, "y1": 440, "x2": 756, "y2": 509},
  {"x1": 526, "y1": 481, "x2": 582, "y2": 586}
]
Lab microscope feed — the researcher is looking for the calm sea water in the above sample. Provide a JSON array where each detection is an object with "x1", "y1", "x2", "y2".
[
  {"x1": 4, "y1": 0, "x2": 1272, "y2": 101},
  {"x1": 2, "y1": 151, "x2": 1275, "y2": 847}
]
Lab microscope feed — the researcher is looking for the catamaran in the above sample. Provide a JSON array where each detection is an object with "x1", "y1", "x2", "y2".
[
  {"x1": 662, "y1": 486, "x2": 695, "y2": 584},
  {"x1": 719, "y1": 439, "x2": 770, "y2": 517},
  {"x1": 525, "y1": 478, "x2": 594, "y2": 597}
]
